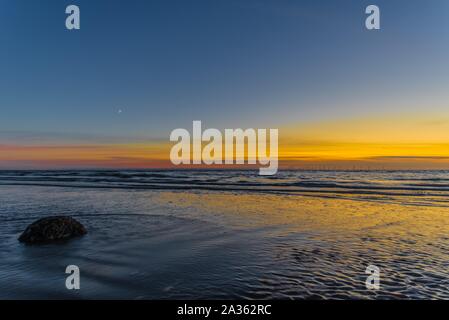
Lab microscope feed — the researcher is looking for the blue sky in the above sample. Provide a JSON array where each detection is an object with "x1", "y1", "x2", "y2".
[{"x1": 1, "y1": 0, "x2": 448, "y2": 144}]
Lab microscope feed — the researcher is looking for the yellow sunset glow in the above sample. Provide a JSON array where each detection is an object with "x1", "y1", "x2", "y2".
[{"x1": 2, "y1": 114, "x2": 449, "y2": 169}]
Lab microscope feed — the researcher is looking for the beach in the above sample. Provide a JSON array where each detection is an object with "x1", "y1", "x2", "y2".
[{"x1": 0, "y1": 170, "x2": 448, "y2": 299}]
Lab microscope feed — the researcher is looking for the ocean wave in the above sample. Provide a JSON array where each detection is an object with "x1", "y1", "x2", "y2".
[{"x1": 1, "y1": 170, "x2": 449, "y2": 206}]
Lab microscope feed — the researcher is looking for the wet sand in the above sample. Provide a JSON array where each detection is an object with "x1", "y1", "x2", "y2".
[{"x1": 1, "y1": 179, "x2": 448, "y2": 299}]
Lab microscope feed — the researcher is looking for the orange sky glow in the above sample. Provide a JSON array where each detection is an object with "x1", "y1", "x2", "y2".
[{"x1": 2, "y1": 114, "x2": 449, "y2": 170}]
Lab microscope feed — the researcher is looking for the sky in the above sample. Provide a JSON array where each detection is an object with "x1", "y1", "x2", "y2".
[{"x1": 1, "y1": 0, "x2": 449, "y2": 169}]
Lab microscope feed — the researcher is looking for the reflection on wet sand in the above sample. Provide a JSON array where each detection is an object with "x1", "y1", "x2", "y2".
[{"x1": 158, "y1": 191, "x2": 449, "y2": 299}]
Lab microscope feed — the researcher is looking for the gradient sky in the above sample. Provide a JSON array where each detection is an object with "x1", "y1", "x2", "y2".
[{"x1": 1, "y1": 0, "x2": 449, "y2": 169}]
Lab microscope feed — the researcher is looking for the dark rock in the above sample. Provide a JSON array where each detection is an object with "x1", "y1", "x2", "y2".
[{"x1": 18, "y1": 216, "x2": 87, "y2": 244}]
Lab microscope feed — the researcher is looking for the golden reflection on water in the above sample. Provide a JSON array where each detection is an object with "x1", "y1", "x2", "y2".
[
  {"x1": 156, "y1": 191, "x2": 449, "y2": 236},
  {"x1": 155, "y1": 190, "x2": 449, "y2": 280}
]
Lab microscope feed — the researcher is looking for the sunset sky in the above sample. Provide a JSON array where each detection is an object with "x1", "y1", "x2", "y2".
[{"x1": 1, "y1": 0, "x2": 449, "y2": 169}]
